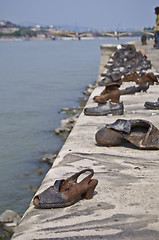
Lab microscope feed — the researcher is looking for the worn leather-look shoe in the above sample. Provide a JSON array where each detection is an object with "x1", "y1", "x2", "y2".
[
  {"x1": 101, "y1": 71, "x2": 122, "y2": 82},
  {"x1": 144, "y1": 98, "x2": 159, "y2": 109},
  {"x1": 98, "y1": 76, "x2": 113, "y2": 86},
  {"x1": 93, "y1": 82, "x2": 121, "y2": 103},
  {"x1": 95, "y1": 119, "x2": 159, "y2": 149},
  {"x1": 121, "y1": 71, "x2": 138, "y2": 82},
  {"x1": 33, "y1": 169, "x2": 98, "y2": 209},
  {"x1": 95, "y1": 126, "x2": 123, "y2": 146},
  {"x1": 100, "y1": 82, "x2": 121, "y2": 95},
  {"x1": 99, "y1": 71, "x2": 122, "y2": 86},
  {"x1": 120, "y1": 82, "x2": 149, "y2": 95},
  {"x1": 136, "y1": 72, "x2": 158, "y2": 85},
  {"x1": 120, "y1": 86, "x2": 136, "y2": 95},
  {"x1": 136, "y1": 82, "x2": 149, "y2": 92},
  {"x1": 122, "y1": 119, "x2": 159, "y2": 149},
  {"x1": 84, "y1": 102, "x2": 124, "y2": 116}
]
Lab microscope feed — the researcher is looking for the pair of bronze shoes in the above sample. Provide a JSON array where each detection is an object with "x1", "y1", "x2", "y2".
[
  {"x1": 33, "y1": 169, "x2": 98, "y2": 209},
  {"x1": 122, "y1": 72, "x2": 158, "y2": 85},
  {"x1": 93, "y1": 80, "x2": 148, "y2": 103},
  {"x1": 95, "y1": 119, "x2": 159, "y2": 150}
]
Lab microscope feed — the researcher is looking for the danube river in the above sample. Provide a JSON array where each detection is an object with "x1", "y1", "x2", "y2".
[{"x1": 0, "y1": 37, "x2": 139, "y2": 216}]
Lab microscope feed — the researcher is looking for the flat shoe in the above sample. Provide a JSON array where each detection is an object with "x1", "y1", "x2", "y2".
[
  {"x1": 122, "y1": 119, "x2": 159, "y2": 149},
  {"x1": 33, "y1": 169, "x2": 98, "y2": 209},
  {"x1": 95, "y1": 126, "x2": 123, "y2": 146},
  {"x1": 95, "y1": 119, "x2": 159, "y2": 149},
  {"x1": 120, "y1": 82, "x2": 149, "y2": 95},
  {"x1": 84, "y1": 102, "x2": 124, "y2": 116},
  {"x1": 144, "y1": 98, "x2": 159, "y2": 109}
]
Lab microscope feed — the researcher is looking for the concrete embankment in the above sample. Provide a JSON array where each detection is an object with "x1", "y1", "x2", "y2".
[{"x1": 12, "y1": 39, "x2": 159, "y2": 240}]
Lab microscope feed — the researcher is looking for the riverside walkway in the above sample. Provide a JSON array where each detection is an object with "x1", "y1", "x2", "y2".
[{"x1": 12, "y1": 39, "x2": 159, "y2": 240}]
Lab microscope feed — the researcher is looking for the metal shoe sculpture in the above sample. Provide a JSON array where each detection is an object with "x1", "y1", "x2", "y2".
[
  {"x1": 95, "y1": 119, "x2": 159, "y2": 150},
  {"x1": 144, "y1": 98, "x2": 159, "y2": 110},
  {"x1": 33, "y1": 169, "x2": 98, "y2": 209},
  {"x1": 84, "y1": 101, "x2": 124, "y2": 116},
  {"x1": 121, "y1": 71, "x2": 138, "y2": 82},
  {"x1": 120, "y1": 82, "x2": 149, "y2": 95},
  {"x1": 136, "y1": 72, "x2": 158, "y2": 85},
  {"x1": 93, "y1": 82, "x2": 121, "y2": 103}
]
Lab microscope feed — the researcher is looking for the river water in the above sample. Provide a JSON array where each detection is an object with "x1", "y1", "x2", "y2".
[{"x1": 0, "y1": 37, "x2": 139, "y2": 216}]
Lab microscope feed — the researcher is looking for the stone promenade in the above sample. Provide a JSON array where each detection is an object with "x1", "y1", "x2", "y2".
[{"x1": 12, "y1": 39, "x2": 159, "y2": 240}]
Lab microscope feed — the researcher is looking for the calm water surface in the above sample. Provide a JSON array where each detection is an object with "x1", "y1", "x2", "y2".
[{"x1": 0, "y1": 37, "x2": 139, "y2": 215}]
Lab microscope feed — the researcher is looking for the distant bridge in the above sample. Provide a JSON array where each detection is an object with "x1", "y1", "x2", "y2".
[
  {"x1": 100, "y1": 30, "x2": 154, "y2": 39},
  {"x1": 47, "y1": 30, "x2": 155, "y2": 40},
  {"x1": 47, "y1": 31, "x2": 93, "y2": 40}
]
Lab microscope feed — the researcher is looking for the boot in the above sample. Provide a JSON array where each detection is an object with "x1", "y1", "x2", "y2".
[
  {"x1": 136, "y1": 72, "x2": 158, "y2": 85},
  {"x1": 93, "y1": 82, "x2": 121, "y2": 103},
  {"x1": 121, "y1": 71, "x2": 138, "y2": 82}
]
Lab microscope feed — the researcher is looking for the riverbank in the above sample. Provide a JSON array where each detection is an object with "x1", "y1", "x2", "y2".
[
  {"x1": 11, "y1": 39, "x2": 159, "y2": 240},
  {"x1": 0, "y1": 36, "x2": 141, "y2": 42}
]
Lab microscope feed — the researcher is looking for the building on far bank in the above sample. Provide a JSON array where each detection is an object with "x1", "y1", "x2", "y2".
[{"x1": 0, "y1": 20, "x2": 19, "y2": 34}]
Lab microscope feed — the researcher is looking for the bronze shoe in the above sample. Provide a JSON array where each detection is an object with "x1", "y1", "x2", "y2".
[
  {"x1": 121, "y1": 71, "x2": 138, "y2": 82},
  {"x1": 122, "y1": 119, "x2": 159, "y2": 149},
  {"x1": 84, "y1": 101, "x2": 124, "y2": 116},
  {"x1": 95, "y1": 119, "x2": 159, "y2": 149},
  {"x1": 144, "y1": 98, "x2": 159, "y2": 110},
  {"x1": 120, "y1": 82, "x2": 149, "y2": 95},
  {"x1": 95, "y1": 126, "x2": 123, "y2": 146},
  {"x1": 136, "y1": 72, "x2": 158, "y2": 85},
  {"x1": 33, "y1": 169, "x2": 98, "y2": 209},
  {"x1": 93, "y1": 82, "x2": 121, "y2": 103}
]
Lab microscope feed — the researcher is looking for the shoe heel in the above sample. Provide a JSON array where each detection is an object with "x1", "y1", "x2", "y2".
[
  {"x1": 117, "y1": 109, "x2": 124, "y2": 115},
  {"x1": 82, "y1": 179, "x2": 98, "y2": 199},
  {"x1": 111, "y1": 109, "x2": 124, "y2": 115}
]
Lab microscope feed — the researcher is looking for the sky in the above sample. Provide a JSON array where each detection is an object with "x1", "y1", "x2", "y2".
[{"x1": 0, "y1": 0, "x2": 159, "y2": 31}]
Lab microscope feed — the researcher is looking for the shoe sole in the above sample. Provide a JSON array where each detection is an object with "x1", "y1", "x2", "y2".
[
  {"x1": 84, "y1": 109, "x2": 124, "y2": 116},
  {"x1": 145, "y1": 106, "x2": 159, "y2": 110}
]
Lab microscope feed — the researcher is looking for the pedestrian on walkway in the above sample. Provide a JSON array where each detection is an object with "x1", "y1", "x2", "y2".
[{"x1": 154, "y1": 7, "x2": 159, "y2": 48}]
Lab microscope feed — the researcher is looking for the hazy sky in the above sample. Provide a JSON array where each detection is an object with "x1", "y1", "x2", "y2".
[{"x1": 1, "y1": 0, "x2": 159, "y2": 30}]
